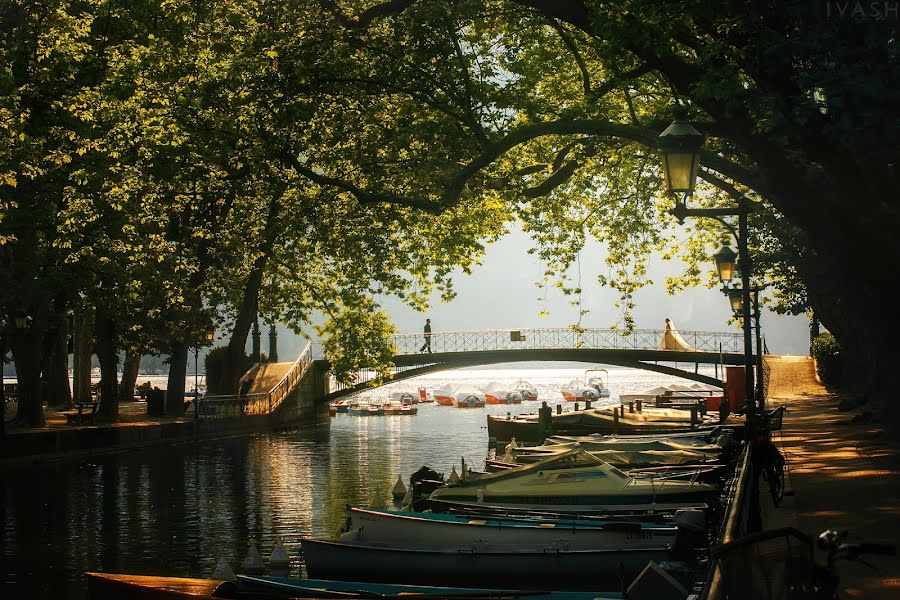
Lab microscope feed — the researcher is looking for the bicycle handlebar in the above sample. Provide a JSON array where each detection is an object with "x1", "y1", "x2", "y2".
[{"x1": 856, "y1": 542, "x2": 897, "y2": 557}]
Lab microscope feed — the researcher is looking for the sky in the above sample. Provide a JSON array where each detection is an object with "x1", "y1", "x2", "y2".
[{"x1": 269, "y1": 222, "x2": 811, "y2": 362}]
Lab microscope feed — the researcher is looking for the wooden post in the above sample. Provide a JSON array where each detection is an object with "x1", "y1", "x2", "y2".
[
  {"x1": 636, "y1": 399, "x2": 642, "y2": 412},
  {"x1": 628, "y1": 401, "x2": 634, "y2": 413},
  {"x1": 585, "y1": 400, "x2": 591, "y2": 409},
  {"x1": 556, "y1": 404, "x2": 562, "y2": 415}
]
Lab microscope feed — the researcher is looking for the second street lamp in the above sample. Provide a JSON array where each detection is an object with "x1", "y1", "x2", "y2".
[
  {"x1": 714, "y1": 244, "x2": 738, "y2": 284},
  {"x1": 659, "y1": 117, "x2": 758, "y2": 414}
]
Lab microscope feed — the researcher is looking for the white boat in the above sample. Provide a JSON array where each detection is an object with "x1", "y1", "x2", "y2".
[
  {"x1": 560, "y1": 379, "x2": 600, "y2": 402},
  {"x1": 388, "y1": 384, "x2": 420, "y2": 405},
  {"x1": 511, "y1": 379, "x2": 538, "y2": 401},
  {"x1": 432, "y1": 385, "x2": 456, "y2": 406},
  {"x1": 585, "y1": 368, "x2": 612, "y2": 398},
  {"x1": 339, "y1": 507, "x2": 677, "y2": 549},
  {"x1": 481, "y1": 382, "x2": 523, "y2": 404},
  {"x1": 381, "y1": 400, "x2": 418, "y2": 416},
  {"x1": 429, "y1": 449, "x2": 718, "y2": 513},
  {"x1": 451, "y1": 386, "x2": 485, "y2": 408}
]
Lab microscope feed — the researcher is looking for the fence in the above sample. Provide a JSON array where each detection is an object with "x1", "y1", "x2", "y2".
[
  {"x1": 195, "y1": 342, "x2": 314, "y2": 421},
  {"x1": 390, "y1": 327, "x2": 747, "y2": 355}
]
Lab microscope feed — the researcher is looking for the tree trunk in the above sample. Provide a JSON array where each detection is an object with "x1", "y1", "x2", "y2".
[
  {"x1": 118, "y1": 350, "x2": 141, "y2": 405},
  {"x1": 166, "y1": 341, "x2": 189, "y2": 415},
  {"x1": 94, "y1": 308, "x2": 119, "y2": 421},
  {"x1": 43, "y1": 297, "x2": 71, "y2": 408},
  {"x1": 218, "y1": 268, "x2": 263, "y2": 395},
  {"x1": 11, "y1": 326, "x2": 44, "y2": 427},
  {"x1": 217, "y1": 191, "x2": 283, "y2": 395},
  {"x1": 72, "y1": 306, "x2": 94, "y2": 404}
]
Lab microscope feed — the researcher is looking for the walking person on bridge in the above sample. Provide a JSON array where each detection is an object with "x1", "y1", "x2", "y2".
[
  {"x1": 420, "y1": 319, "x2": 432, "y2": 353},
  {"x1": 659, "y1": 318, "x2": 694, "y2": 351}
]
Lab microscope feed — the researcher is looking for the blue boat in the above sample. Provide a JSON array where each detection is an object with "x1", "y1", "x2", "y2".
[{"x1": 237, "y1": 575, "x2": 625, "y2": 599}]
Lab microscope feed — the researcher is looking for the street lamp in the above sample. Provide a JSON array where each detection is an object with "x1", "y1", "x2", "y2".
[
  {"x1": 727, "y1": 286, "x2": 744, "y2": 314},
  {"x1": 659, "y1": 119, "x2": 704, "y2": 194},
  {"x1": 659, "y1": 118, "x2": 758, "y2": 414},
  {"x1": 2, "y1": 312, "x2": 30, "y2": 444}
]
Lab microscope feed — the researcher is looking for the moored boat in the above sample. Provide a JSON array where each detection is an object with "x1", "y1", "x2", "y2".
[
  {"x1": 585, "y1": 368, "x2": 612, "y2": 398},
  {"x1": 432, "y1": 384, "x2": 456, "y2": 406},
  {"x1": 429, "y1": 449, "x2": 718, "y2": 513},
  {"x1": 388, "y1": 384, "x2": 420, "y2": 405},
  {"x1": 560, "y1": 379, "x2": 600, "y2": 402},
  {"x1": 512, "y1": 379, "x2": 539, "y2": 401},
  {"x1": 339, "y1": 507, "x2": 678, "y2": 549},
  {"x1": 482, "y1": 382, "x2": 523, "y2": 404},
  {"x1": 299, "y1": 537, "x2": 669, "y2": 588}
]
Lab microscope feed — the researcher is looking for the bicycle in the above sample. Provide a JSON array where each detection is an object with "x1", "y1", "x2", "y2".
[{"x1": 799, "y1": 529, "x2": 897, "y2": 599}]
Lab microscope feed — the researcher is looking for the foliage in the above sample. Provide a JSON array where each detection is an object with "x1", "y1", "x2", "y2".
[
  {"x1": 811, "y1": 332, "x2": 841, "y2": 387},
  {"x1": 316, "y1": 298, "x2": 397, "y2": 386}
]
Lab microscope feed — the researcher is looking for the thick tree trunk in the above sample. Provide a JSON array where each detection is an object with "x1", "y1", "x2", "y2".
[
  {"x1": 94, "y1": 308, "x2": 119, "y2": 421},
  {"x1": 72, "y1": 307, "x2": 94, "y2": 404},
  {"x1": 118, "y1": 350, "x2": 141, "y2": 405},
  {"x1": 11, "y1": 327, "x2": 44, "y2": 427},
  {"x1": 218, "y1": 268, "x2": 263, "y2": 395},
  {"x1": 166, "y1": 341, "x2": 189, "y2": 415}
]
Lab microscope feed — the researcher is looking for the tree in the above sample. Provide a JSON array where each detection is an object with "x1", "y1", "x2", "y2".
[{"x1": 272, "y1": 0, "x2": 898, "y2": 425}]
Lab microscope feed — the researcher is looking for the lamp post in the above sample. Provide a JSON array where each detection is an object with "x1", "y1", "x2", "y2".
[
  {"x1": 194, "y1": 328, "x2": 215, "y2": 422},
  {"x1": 661, "y1": 119, "x2": 758, "y2": 414}
]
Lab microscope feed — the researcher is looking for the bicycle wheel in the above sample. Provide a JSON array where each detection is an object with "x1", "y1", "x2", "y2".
[{"x1": 765, "y1": 448, "x2": 786, "y2": 506}]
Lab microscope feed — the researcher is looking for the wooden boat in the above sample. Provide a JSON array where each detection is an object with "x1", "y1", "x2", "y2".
[
  {"x1": 429, "y1": 449, "x2": 718, "y2": 513},
  {"x1": 86, "y1": 572, "x2": 236, "y2": 599},
  {"x1": 299, "y1": 537, "x2": 669, "y2": 588},
  {"x1": 481, "y1": 382, "x2": 523, "y2": 404},
  {"x1": 511, "y1": 446, "x2": 720, "y2": 468},
  {"x1": 238, "y1": 575, "x2": 625, "y2": 599},
  {"x1": 339, "y1": 507, "x2": 677, "y2": 549},
  {"x1": 487, "y1": 405, "x2": 722, "y2": 445},
  {"x1": 331, "y1": 398, "x2": 354, "y2": 413},
  {"x1": 512, "y1": 379, "x2": 539, "y2": 401}
]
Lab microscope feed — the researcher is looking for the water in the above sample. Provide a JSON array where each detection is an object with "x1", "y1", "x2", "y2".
[{"x1": 0, "y1": 363, "x2": 718, "y2": 598}]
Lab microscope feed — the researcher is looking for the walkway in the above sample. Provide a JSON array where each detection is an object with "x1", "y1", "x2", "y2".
[{"x1": 763, "y1": 356, "x2": 900, "y2": 599}]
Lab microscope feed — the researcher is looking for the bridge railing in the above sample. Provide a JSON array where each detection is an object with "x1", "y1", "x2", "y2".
[
  {"x1": 195, "y1": 342, "x2": 314, "y2": 420},
  {"x1": 393, "y1": 327, "x2": 747, "y2": 355}
]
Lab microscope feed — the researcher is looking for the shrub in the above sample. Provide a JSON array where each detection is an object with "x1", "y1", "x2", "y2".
[{"x1": 811, "y1": 332, "x2": 841, "y2": 386}]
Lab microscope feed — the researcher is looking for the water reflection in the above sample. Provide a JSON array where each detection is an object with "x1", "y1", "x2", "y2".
[{"x1": 1, "y1": 365, "x2": 717, "y2": 598}]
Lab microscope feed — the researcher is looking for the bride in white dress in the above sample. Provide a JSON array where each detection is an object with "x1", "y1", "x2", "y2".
[{"x1": 659, "y1": 318, "x2": 694, "y2": 350}]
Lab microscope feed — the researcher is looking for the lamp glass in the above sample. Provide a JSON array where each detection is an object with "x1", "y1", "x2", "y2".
[
  {"x1": 204, "y1": 329, "x2": 215, "y2": 343},
  {"x1": 728, "y1": 288, "x2": 744, "y2": 313},
  {"x1": 713, "y1": 245, "x2": 738, "y2": 283},
  {"x1": 661, "y1": 152, "x2": 701, "y2": 193},
  {"x1": 13, "y1": 315, "x2": 27, "y2": 329}
]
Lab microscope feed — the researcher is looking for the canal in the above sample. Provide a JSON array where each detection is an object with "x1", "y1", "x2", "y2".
[{"x1": 1, "y1": 364, "x2": 718, "y2": 598}]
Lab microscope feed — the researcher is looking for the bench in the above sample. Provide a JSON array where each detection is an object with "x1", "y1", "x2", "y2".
[{"x1": 64, "y1": 401, "x2": 100, "y2": 425}]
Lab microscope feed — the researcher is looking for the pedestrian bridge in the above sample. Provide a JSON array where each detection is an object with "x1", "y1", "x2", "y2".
[{"x1": 325, "y1": 327, "x2": 751, "y2": 400}]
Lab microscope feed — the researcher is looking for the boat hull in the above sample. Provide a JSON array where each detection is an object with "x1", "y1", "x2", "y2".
[
  {"x1": 341, "y1": 508, "x2": 677, "y2": 549},
  {"x1": 300, "y1": 538, "x2": 669, "y2": 588}
]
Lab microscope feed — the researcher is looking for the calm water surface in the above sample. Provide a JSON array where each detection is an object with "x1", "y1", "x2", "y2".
[{"x1": 1, "y1": 364, "x2": 717, "y2": 598}]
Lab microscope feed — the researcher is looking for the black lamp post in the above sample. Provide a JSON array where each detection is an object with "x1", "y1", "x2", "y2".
[
  {"x1": 661, "y1": 119, "x2": 758, "y2": 414},
  {"x1": 194, "y1": 328, "x2": 215, "y2": 422}
]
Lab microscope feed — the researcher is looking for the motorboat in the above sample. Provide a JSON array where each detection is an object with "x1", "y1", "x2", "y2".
[
  {"x1": 512, "y1": 379, "x2": 538, "y2": 401},
  {"x1": 339, "y1": 507, "x2": 677, "y2": 550},
  {"x1": 585, "y1": 368, "x2": 612, "y2": 398},
  {"x1": 299, "y1": 537, "x2": 670, "y2": 588},
  {"x1": 481, "y1": 382, "x2": 523, "y2": 404},
  {"x1": 429, "y1": 449, "x2": 718, "y2": 513},
  {"x1": 331, "y1": 398, "x2": 354, "y2": 414},
  {"x1": 560, "y1": 379, "x2": 600, "y2": 402},
  {"x1": 348, "y1": 400, "x2": 383, "y2": 416}
]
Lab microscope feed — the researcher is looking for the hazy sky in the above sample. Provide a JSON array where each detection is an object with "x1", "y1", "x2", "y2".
[{"x1": 269, "y1": 223, "x2": 811, "y2": 361}]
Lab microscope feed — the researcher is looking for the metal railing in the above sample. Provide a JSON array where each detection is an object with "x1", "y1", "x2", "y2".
[
  {"x1": 391, "y1": 327, "x2": 747, "y2": 355},
  {"x1": 195, "y1": 342, "x2": 314, "y2": 420}
]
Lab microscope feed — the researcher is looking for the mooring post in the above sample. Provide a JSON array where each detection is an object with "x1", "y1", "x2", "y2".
[
  {"x1": 574, "y1": 402, "x2": 579, "y2": 411},
  {"x1": 556, "y1": 404, "x2": 562, "y2": 415},
  {"x1": 636, "y1": 399, "x2": 642, "y2": 412}
]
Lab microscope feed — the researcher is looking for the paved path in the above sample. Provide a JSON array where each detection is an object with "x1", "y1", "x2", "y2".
[{"x1": 763, "y1": 357, "x2": 900, "y2": 599}]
